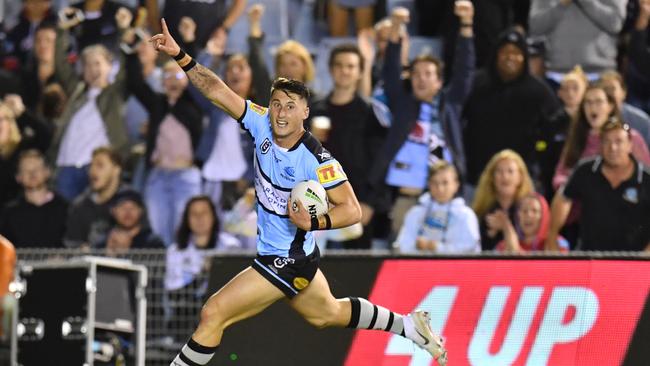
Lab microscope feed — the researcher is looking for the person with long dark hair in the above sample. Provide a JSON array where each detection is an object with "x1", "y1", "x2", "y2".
[
  {"x1": 164, "y1": 195, "x2": 240, "y2": 343},
  {"x1": 553, "y1": 83, "x2": 650, "y2": 190}
]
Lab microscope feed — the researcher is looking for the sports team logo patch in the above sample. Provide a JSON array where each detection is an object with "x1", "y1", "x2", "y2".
[
  {"x1": 260, "y1": 138, "x2": 272, "y2": 154},
  {"x1": 250, "y1": 103, "x2": 267, "y2": 115},
  {"x1": 317, "y1": 162, "x2": 346, "y2": 184}
]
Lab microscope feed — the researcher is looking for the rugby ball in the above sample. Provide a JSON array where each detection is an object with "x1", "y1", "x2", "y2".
[{"x1": 291, "y1": 180, "x2": 329, "y2": 217}]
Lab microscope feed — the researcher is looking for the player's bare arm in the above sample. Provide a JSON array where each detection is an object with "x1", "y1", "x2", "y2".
[
  {"x1": 150, "y1": 18, "x2": 245, "y2": 118},
  {"x1": 289, "y1": 181, "x2": 361, "y2": 231}
]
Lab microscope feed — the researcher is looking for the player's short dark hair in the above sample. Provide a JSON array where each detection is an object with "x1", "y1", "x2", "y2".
[
  {"x1": 409, "y1": 54, "x2": 444, "y2": 79},
  {"x1": 328, "y1": 43, "x2": 365, "y2": 72},
  {"x1": 92, "y1": 146, "x2": 123, "y2": 168},
  {"x1": 271, "y1": 77, "x2": 311, "y2": 101}
]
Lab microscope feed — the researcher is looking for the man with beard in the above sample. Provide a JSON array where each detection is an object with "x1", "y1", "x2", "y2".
[{"x1": 63, "y1": 146, "x2": 124, "y2": 248}]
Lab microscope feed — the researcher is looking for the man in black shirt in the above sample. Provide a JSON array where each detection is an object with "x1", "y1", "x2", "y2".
[
  {"x1": 0, "y1": 149, "x2": 67, "y2": 248},
  {"x1": 546, "y1": 120, "x2": 650, "y2": 251},
  {"x1": 309, "y1": 44, "x2": 386, "y2": 248}
]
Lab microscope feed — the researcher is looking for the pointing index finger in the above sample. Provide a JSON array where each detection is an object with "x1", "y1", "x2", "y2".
[{"x1": 161, "y1": 18, "x2": 170, "y2": 36}]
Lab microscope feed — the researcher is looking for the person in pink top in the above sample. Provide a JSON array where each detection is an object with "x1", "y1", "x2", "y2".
[
  {"x1": 495, "y1": 193, "x2": 569, "y2": 252},
  {"x1": 553, "y1": 83, "x2": 650, "y2": 190}
]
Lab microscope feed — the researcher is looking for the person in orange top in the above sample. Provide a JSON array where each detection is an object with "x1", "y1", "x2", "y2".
[{"x1": 0, "y1": 235, "x2": 16, "y2": 340}]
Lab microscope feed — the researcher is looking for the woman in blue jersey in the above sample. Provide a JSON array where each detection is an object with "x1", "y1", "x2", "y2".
[{"x1": 150, "y1": 18, "x2": 448, "y2": 366}]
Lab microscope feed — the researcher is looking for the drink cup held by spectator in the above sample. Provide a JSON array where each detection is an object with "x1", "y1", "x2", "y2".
[{"x1": 394, "y1": 161, "x2": 480, "y2": 253}]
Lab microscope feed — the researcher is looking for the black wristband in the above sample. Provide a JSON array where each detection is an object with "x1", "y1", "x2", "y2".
[
  {"x1": 173, "y1": 49, "x2": 186, "y2": 61},
  {"x1": 310, "y1": 216, "x2": 320, "y2": 231},
  {"x1": 324, "y1": 213, "x2": 332, "y2": 230},
  {"x1": 181, "y1": 58, "x2": 197, "y2": 72}
]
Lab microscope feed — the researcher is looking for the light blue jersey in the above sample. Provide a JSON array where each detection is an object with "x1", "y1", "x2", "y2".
[{"x1": 237, "y1": 100, "x2": 348, "y2": 258}]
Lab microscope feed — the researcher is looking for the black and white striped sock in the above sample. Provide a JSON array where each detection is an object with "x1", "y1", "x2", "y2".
[
  {"x1": 170, "y1": 338, "x2": 217, "y2": 366},
  {"x1": 346, "y1": 297, "x2": 405, "y2": 336}
]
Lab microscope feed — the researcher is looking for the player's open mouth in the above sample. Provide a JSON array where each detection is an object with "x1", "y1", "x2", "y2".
[{"x1": 276, "y1": 120, "x2": 288, "y2": 127}]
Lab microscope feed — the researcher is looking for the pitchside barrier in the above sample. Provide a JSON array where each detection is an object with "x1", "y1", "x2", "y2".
[{"x1": 6, "y1": 249, "x2": 650, "y2": 366}]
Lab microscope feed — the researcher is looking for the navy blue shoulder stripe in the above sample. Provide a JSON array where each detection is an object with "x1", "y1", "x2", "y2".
[
  {"x1": 325, "y1": 180, "x2": 347, "y2": 190},
  {"x1": 255, "y1": 154, "x2": 292, "y2": 192},
  {"x1": 236, "y1": 100, "x2": 254, "y2": 141},
  {"x1": 301, "y1": 132, "x2": 335, "y2": 164}
]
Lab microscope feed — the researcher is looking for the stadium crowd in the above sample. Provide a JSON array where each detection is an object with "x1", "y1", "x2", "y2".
[{"x1": 0, "y1": 0, "x2": 649, "y2": 263}]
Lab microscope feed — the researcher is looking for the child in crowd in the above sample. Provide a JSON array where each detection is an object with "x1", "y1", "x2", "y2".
[
  {"x1": 395, "y1": 161, "x2": 480, "y2": 253},
  {"x1": 496, "y1": 193, "x2": 569, "y2": 252}
]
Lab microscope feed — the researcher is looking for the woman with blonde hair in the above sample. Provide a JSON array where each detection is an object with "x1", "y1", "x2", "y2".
[
  {"x1": 472, "y1": 149, "x2": 535, "y2": 250},
  {"x1": 0, "y1": 96, "x2": 52, "y2": 207},
  {"x1": 247, "y1": 5, "x2": 317, "y2": 104}
]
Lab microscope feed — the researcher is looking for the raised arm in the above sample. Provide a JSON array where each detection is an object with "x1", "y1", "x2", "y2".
[{"x1": 151, "y1": 18, "x2": 245, "y2": 119}]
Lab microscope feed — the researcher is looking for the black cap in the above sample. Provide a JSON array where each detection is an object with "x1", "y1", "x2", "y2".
[{"x1": 110, "y1": 189, "x2": 144, "y2": 208}]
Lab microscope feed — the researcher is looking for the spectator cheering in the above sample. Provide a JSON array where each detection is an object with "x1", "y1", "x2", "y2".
[
  {"x1": 600, "y1": 70, "x2": 650, "y2": 146},
  {"x1": 547, "y1": 119, "x2": 650, "y2": 251},
  {"x1": 63, "y1": 147, "x2": 124, "y2": 248},
  {"x1": 102, "y1": 189, "x2": 164, "y2": 255},
  {"x1": 394, "y1": 161, "x2": 480, "y2": 253},
  {"x1": 368, "y1": 2, "x2": 475, "y2": 239},
  {"x1": 472, "y1": 149, "x2": 535, "y2": 250},
  {"x1": 463, "y1": 27, "x2": 559, "y2": 186},
  {"x1": 50, "y1": 8, "x2": 132, "y2": 200},
  {"x1": 553, "y1": 83, "x2": 650, "y2": 189},
  {"x1": 496, "y1": 193, "x2": 569, "y2": 252},
  {"x1": 0, "y1": 150, "x2": 67, "y2": 248}
]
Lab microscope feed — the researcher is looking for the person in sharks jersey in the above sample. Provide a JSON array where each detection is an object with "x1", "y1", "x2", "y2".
[{"x1": 149, "y1": 18, "x2": 448, "y2": 366}]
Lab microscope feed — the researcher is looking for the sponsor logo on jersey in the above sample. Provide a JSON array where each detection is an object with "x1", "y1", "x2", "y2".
[
  {"x1": 318, "y1": 150, "x2": 332, "y2": 161},
  {"x1": 273, "y1": 257, "x2": 296, "y2": 269},
  {"x1": 261, "y1": 138, "x2": 272, "y2": 154},
  {"x1": 250, "y1": 103, "x2": 267, "y2": 115},
  {"x1": 317, "y1": 162, "x2": 346, "y2": 184},
  {"x1": 284, "y1": 166, "x2": 295, "y2": 178}
]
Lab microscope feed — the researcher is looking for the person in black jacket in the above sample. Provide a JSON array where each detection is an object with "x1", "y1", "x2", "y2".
[
  {"x1": 0, "y1": 95, "x2": 52, "y2": 208},
  {"x1": 125, "y1": 41, "x2": 203, "y2": 246},
  {"x1": 463, "y1": 27, "x2": 559, "y2": 187},
  {"x1": 367, "y1": 2, "x2": 476, "y2": 239}
]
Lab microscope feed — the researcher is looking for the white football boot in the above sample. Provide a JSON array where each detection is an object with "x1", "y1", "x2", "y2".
[{"x1": 410, "y1": 310, "x2": 448, "y2": 366}]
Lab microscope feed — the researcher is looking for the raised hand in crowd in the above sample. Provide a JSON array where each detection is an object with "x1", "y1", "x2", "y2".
[
  {"x1": 179, "y1": 16, "x2": 197, "y2": 44},
  {"x1": 357, "y1": 28, "x2": 375, "y2": 98},
  {"x1": 388, "y1": 6, "x2": 410, "y2": 43},
  {"x1": 57, "y1": 7, "x2": 83, "y2": 30},
  {"x1": 454, "y1": 0, "x2": 474, "y2": 37},
  {"x1": 248, "y1": 4, "x2": 265, "y2": 39}
]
